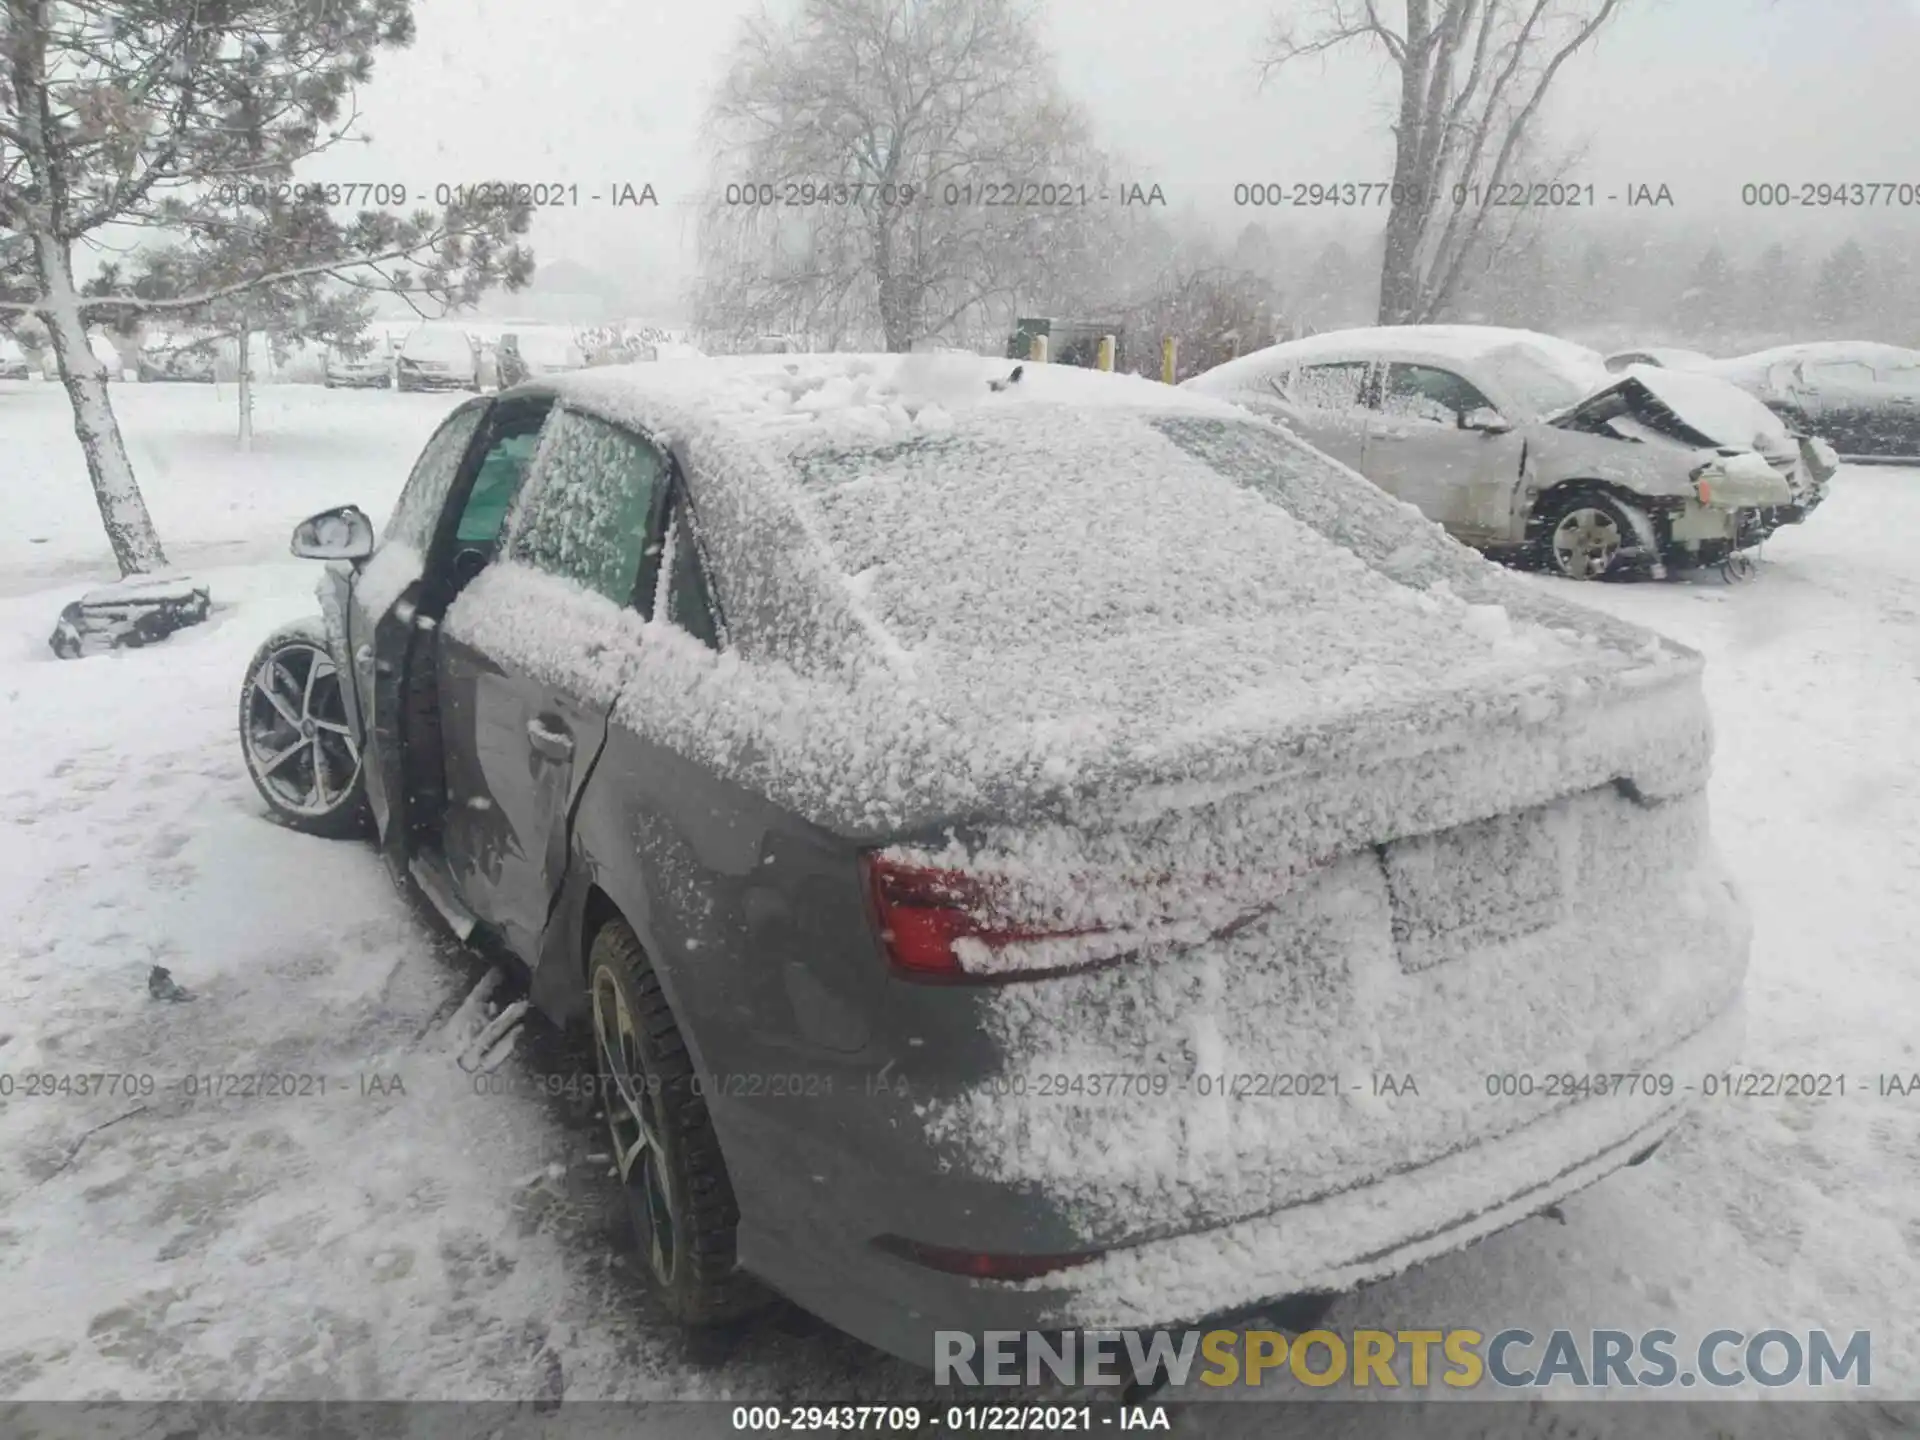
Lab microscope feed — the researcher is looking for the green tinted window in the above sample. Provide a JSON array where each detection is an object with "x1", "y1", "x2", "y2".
[{"x1": 456, "y1": 430, "x2": 541, "y2": 545}]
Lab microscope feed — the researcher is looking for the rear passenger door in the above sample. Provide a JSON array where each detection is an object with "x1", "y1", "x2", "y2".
[
  {"x1": 437, "y1": 407, "x2": 671, "y2": 965},
  {"x1": 1271, "y1": 360, "x2": 1375, "y2": 470}
]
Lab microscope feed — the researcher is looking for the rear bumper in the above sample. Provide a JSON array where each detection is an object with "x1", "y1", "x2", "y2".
[
  {"x1": 395, "y1": 371, "x2": 474, "y2": 391},
  {"x1": 737, "y1": 998, "x2": 1744, "y2": 1368}
]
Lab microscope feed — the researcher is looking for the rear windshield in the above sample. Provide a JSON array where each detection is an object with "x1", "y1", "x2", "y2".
[{"x1": 787, "y1": 407, "x2": 1493, "y2": 654}]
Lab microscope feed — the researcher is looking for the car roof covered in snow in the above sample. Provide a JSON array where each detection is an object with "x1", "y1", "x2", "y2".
[
  {"x1": 1183, "y1": 325, "x2": 1609, "y2": 393},
  {"x1": 540, "y1": 351, "x2": 1248, "y2": 432},
  {"x1": 1708, "y1": 341, "x2": 1920, "y2": 374}
]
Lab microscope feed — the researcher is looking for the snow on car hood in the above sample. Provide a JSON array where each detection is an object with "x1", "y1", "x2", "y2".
[
  {"x1": 1553, "y1": 363, "x2": 1795, "y2": 455},
  {"x1": 515, "y1": 356, "x2": 1709, "y2": 847}
]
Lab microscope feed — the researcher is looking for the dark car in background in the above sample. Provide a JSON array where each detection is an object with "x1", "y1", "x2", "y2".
[
  {"x1": 326, "y1": 336, "x2": 398, "y2": 389},
  {"x1": 1698, "y1": 342, "x2": 1920, "y2": 463},
  {"x1": 237, "y1": 355, "x2": 1748, "y2": 1370}
]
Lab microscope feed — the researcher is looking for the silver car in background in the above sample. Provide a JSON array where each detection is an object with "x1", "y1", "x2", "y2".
[
  {"x1": 1700, "y1": 342, "x2": 1920, "y2": 464},
  {"x1": 395, "y1": 324, "x2": 480, "y2": 393},
  {"x1": 1185, "y1": 326, "x2": 1836, "y2": 581}
]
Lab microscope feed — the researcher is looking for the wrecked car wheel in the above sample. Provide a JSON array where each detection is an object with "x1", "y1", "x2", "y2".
[
  {"x1": 589, "y1": 918, "x2": 764, "y2": 1325},
  {"x1": 1543, "y1": 493, "x2": 1639, "y2": 581},
  {"x1": 238, "y1": 620, "x2": 370, "y2": 839}
]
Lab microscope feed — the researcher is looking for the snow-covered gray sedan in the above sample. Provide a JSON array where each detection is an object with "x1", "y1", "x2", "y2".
[
  {"x1": 237, "y1": 354, "x2": 1750, "y2": 1369},
  {"x1": 1700, "y1": 341, "x2": 1920, "y2": 464},
  {"x1": 1186, "y1": 326, "x2": 1836, "y2": 580}
]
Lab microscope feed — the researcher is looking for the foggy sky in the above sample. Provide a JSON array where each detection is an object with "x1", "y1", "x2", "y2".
[{"x1": 312, "y1": 0, "x2": 1920, "y2": 317}]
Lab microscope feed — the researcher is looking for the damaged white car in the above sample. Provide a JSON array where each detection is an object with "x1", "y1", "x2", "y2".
[{"x1": 1185, "y1": 326, "x2": 1838, "y2": 581}]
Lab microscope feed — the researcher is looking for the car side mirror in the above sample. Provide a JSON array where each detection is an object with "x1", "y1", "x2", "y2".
[
  {"x1": 291, "y1": 505, "x2": 375, "y2": 562},
  {"x1": 1461, "y1": 406, "x2": 1511, "y2": 434}
]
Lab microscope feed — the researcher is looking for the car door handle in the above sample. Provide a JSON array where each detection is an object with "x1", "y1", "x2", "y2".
[{"x1": 526, "y1": 718, "x2": 574, "y2": 760}]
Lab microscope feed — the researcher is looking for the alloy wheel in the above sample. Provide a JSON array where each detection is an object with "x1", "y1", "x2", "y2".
[
  {"x1": 592, "y1": 968, "x2": 679, "y2": 1286},
  {"x1": 1551, "y1": 506, "x2": 1623, "y2": 580},
  {"x1": 241, "y1": 642, "x2": 361, "y2": 816}
]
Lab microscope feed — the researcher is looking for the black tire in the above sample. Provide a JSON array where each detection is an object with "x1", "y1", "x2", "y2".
[
  {"x1": 237, "y1": 619, "x2": 370, "y2": 839},
  {"x1": 588, "y1": 919, "x2": 764, "y2": 1325},
  {"x1": 1537, "y1": 488, "x2": 1647, "y2": 581}
]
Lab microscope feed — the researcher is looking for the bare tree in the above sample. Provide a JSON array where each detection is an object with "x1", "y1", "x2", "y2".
[
  {"x1": 1125, "y1": 257, "x2": 1285, "y2": 380},
  {"x1": 1261, "y1": 0, "x2": 1630, "y2": 324},
  {"x1": 1, "y1": 0, "x2": 533, "y2": 576},
  {"x1": 697, "y1": 0, "x2": 1114, "y2": 353}
]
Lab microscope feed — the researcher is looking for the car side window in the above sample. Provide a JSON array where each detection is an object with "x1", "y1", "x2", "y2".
[
  {"x1": 653, "y1": 496, "x2": 723, "y2": 650},
  {"x1": 509, "y1": 409, "x2": 666, "y2": 603},
  {"x1": 1807, "y1": 361, "x2": 1875, "y2": 388},
  {"x1": 384, "y1": 407, "x2": 486, "y2": 548},
  {"x1": 1286, "y1": 361, "x2": 1373, "y2": 413},
  {"x1": 455, "y1": 404, "x2": 553, "y2": 549},
  {"x1": 1381, "y1": 364, "x2": 1494, "y2": 426}
]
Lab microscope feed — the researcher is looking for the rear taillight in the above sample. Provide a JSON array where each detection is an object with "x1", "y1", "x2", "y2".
[
  {"x1": 860, "y1": 854, "x2": 1099, "y2": 982},
  {"x1": 873, "y1": 1234, "x2": 1103, "y2": 1280}
]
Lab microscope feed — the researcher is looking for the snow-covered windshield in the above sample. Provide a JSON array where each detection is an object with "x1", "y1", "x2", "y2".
[
  {"x1": 402, "y1": 328, "x2": 473, "y2": 362},
  {"x1": 785, "y1": 406, "x2": 1491, "y2": 655},
  {"x1": 1483, "y1": 344, "x2": 1595, "y2": 419}
]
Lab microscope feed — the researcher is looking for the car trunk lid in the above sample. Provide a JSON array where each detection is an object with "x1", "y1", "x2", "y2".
[{"x1": 904, "y1": 648, "x2": 1745, "y2": 1245}]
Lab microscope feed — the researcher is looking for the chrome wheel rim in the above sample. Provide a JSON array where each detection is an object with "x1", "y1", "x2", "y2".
[
  {"x1": 242, "y1": 642, "x2": 361, "y2": 815},
  {"x1": 591, "y1": 968, "x2": 678, "y2": 1285},
  {"x1": 1552, "y1": 507, "x2": 1622, "y2": 580}
]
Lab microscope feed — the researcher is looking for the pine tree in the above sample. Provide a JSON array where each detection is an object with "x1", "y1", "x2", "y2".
[
  {"x1": 1, "y1": 1, "x2": 535, "y2": 575},
  {"x1": 1677, "y1": 244, "x2": 1737, "y2": 341},
  {"x1": 1810, "y1": 239, "x2": 1873, "y2": 333}
]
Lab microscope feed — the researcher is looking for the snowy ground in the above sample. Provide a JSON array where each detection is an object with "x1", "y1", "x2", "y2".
[{"x1": 1, "y1": 380, "x2": 1916, "y2": 1425}]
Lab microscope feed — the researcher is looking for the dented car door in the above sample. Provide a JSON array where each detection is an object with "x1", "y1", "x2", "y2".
[{"x1": 436, "y1": 407, "x2": 669, "y2": 966}]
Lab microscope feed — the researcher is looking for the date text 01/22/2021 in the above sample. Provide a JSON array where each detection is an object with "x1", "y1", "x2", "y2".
[
  {"x1": 728, "y1": 1405, "x2": 1168, "y2": 1432},
  {"x1": 718, "y1": 181, "x2": 1168, "y2": 207},
  {"x1": 1228, "y1": 181, "x2": 1678, "y2": 208},
  {"x1": 208, "y1": 181, "x2": 659, "y2": 208}
]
